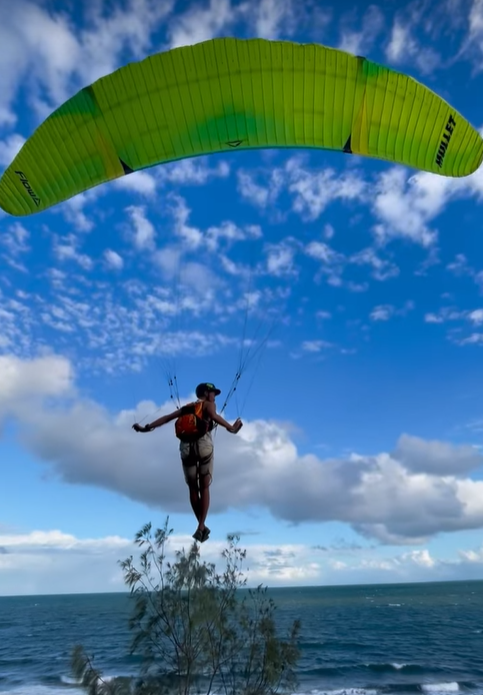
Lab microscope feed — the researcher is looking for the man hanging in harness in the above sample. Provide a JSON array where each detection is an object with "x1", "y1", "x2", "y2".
[{"x1": 132, "y1": 383, "x2": 243, "y2": 543}]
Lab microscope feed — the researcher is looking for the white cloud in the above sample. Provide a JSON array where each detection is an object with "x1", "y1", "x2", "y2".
[
  {"x1": 237, "y1": 158, "x2": 366, "y2": 221},
  {"x1": 423, "y1": 305, "x2": 483, "y2": 345},
  {"x1": 338, "y1": 5, "x2": 385, "y2": 57},
  {"x1": 304, "y1": 240, "x2": 352, "y2": 289},
  {"x1": 305, "y1": 242, "x2": 344, "y2": 265},
  {"x1": 113, "y1": 171, "x2": 157, "y2": 196},
  {"x1": 104, "y1": 249, "x2": 124, "y2": 270},
  {"x1": 371, "y1": 162, "x2": 483, "y2": 247},
  {"x1": 4, "y1": 355, "x2": 483, "y2": 546},
  {"x1": 206, "y1": 221, "x2": 262, "y2": 253},
  {"x1": 168, "y1": 195, "x2": 203, "y2": 248},
  {"x1": 248, "y1": 0, "x2": 298, "y2": 39},
  {"x1": 301, "y1": 340, "x2": 332, "y2": 353},
  {"x1": 370, "y1": 305, "x2": 394, "y2": 322},
  {"x1": 0, "y1": 529, "x2": 129, "y2": 552},
  {"x1": 238, "y1": 157, "x2": 483, "y2": 250},
  {"x1": 265, "y1": 241, "x2": 297, "y2": 277},
  {"x1": 286, "y1": 159, "x2": 367, "y2": 221},
  {"x1": 350, "y1": 247, "x2": 400, "y2": 281},
  {"x1": 158, "y1": 158, "x2": 230, "y2": 186},
  {"x1": 462, "y1": 0, "x2": 483, "y2": 70},
  {"x1": 237, "y1": 171, "x2": 272, "y2": 208},
  {"x1": 447, "y1": 253, "x2": 473, "y2": 276},
  {"x1": 1, "y1": 223, "x2": 30, "y2": 256},
  {"x1": 392, "y1": 434, "x2": 483, "y2": 475},
  {"x1": 154, "y1": 245, "x2": 183, "y2": 280},
  {"x1": 425, "y1": 313, "x2": 445, "y2": 324},
  {"x1": 468, "y1": 309, "x2": 483, "y2": 325},
  {"x1": 0, "y1": 133, "x2": 25, "y2": 166},
  {"x1": 53, "y1": 234, "x2": 93, "y2": 270},
  {"x1": 0, "y1": 0, "x2": 173, "y2": 126},
  {"x1": 54, "y1": 188, "x2": 103, "y2": 233},
  {"x1": 370, "y1": 301, "x2": 414, "y2": 322},
  {"x1": 2, "y1": 230, "x2": 283, "y2": 374},
  {"x1": 4, "y1": 521, "x2": 483, "y2": 595},
  {"x1": 371, "y1": 169, "x2": 440, "y2": 247},
  {"x1": 385, "y1": 16, "x2": 441, "y2": 74},
  {"x1": 126, "y1": 205, "x2": 156, "y2": 250},
  {"x1": 457, "y1": 332, "x2": 483, "y2": 345},
  {"x1": 0, "y1": 355, "x2": 73, "y2": 414},
  {"x1": 168, "y1": 0, "x2": 237, "y2": 49}
]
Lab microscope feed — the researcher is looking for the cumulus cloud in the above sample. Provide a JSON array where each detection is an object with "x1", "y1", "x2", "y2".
[
  {"x1": 237, "y1": 156, "x2": 483, "y2": 250},
  {"x1": 249, "y1": 0, "x2": 298, "y2": 38},
  {"x1": 52, "y1": 233, "x2": 94, "y2": 270},
  {"x1": 205, "y1": 221, "x2": 262, "y2": 253},
  {"x1": 55, "y1": 190, "x2": 101, "y2": 232},
  {"x1": 104, "y1": 249, "x2": 124, "y2": 270},
  {"x1": 384, "y1": 0, "x2": 444, "y2": 76},
  {"x1": 370, "y1": 301, "x2": 414, "y2": 322},
  {"x1": 126, "y1": 205, "x2": 157, "y2": 250},
  {"x1": 158, "y1": 158, "x2": 231, "y2": 186},
  {"x1": 4, "y1": 519, "x2": 483, "y2": 595},
  {"x1": 167, "y1": 0, "x2": 238, "y2": 48},
  {"x1": 392, "y1": 434, "x2": 483, "y2": 475},
  {"x1": 167, "y1": 0, "x2": 302, "y2": 49},
  {"x1": 461, "y1": 0, "x2": 483, "y2": 71},
  {"x1": 167, "y1": 195, "x2": 203, "y2": 249},
  {"x1": 113, "y1": 171, "x2": 157, "y2": 196},
  {"x1": 265, "y1": 240, "x2": 298, "y2": 277},
  {"x1": 370, "y1": 305, "x2": 395, "y2": 322},
  {"x1": 350, "y1": 248, "x2": 400, "y2": 282},
  {"x1": 0, "y1": 354, "x2": 74, "y2": 415},
  {"x1": 0, "y1": 133, "x2": 25, "y2": 167},
  {"x1": 3, "y1": 520, "x2": 483, "y2": 595},
  {"x1": 338, "y1": 5, "x2": 385, "y2": 56},
  {"x1": 237, "y1": 157, "x2": 367, "y2": 222},
  {"x1": 3, "y1": 355, "x2": 483, "y2": 547},
  {"x1": 0, "y1": 0, "x2": 173, "y2": 125},
  {"x1": 371, "y1": 165, "x2": 483, "y2": 247},
  {"x1": 301, "y1": 340, "x2": 332, "y2": 353},
  {"x1": 1, "y1": 223, "x2": 30, "y2": 256},
  {"x1": 371, "y1": 169, "x2": 440, "y2": 247},
  {"x1": 423, "y1": 303, "x2": 483, "y2": 345}
]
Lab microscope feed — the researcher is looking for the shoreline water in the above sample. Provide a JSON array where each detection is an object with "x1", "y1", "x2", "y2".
[{"x1": 1, "y1": 581, "x2": 482, "y2": 695}]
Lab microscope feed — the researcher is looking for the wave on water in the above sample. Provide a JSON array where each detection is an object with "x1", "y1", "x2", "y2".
[
  {"x1": 1, "y1": 679, "x2": 481, "y2": 695},
  {"x1": 421, "y1": 684, "x2": 460, "y2": 693},
  {"x1": 0, "y1": 687, "x2": 85, "y2": 695},
  {"x1": 295, "y1": 689, "x2": 379, "y2": 695},
  {"x1": 364, "y1": 663, "x2": 421, "y2": 673}
]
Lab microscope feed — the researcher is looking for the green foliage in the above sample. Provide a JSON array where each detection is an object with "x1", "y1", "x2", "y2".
[{"x1": 71, "y1": 518, "x2": 301, "y2": 695}]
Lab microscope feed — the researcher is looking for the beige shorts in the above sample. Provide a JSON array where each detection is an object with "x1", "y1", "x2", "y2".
[{"x1": 180, "y1": 433, "x2": 214, "y2": 487}]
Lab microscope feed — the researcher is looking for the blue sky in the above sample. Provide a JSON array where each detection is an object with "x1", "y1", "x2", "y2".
[{"x1": 1, "y1": 0, "x2": 483, "y2": 596}]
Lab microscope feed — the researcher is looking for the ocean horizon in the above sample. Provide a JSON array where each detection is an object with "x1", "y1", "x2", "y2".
[{"x1": 0, "y1": 578, "x2": 481, "y2": 695}]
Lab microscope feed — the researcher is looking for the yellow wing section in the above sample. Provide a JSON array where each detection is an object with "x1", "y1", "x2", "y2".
[{"x1": 1, "y1": 38, "x2": 482, "y2": 216}]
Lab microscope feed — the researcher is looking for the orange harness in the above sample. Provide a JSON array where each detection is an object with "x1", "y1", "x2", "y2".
[{"x1": 175, "y1": 401, "x2": 212, "y2": 442}]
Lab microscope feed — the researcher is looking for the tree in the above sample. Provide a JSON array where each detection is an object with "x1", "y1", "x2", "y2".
[{"x1": 72, "y1": 518, "x2": 301, "y2": 695}]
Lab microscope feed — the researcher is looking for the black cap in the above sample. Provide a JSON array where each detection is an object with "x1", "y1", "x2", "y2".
[{"x1": 196, "y1": 382, "x2": 221, "y2": 398}]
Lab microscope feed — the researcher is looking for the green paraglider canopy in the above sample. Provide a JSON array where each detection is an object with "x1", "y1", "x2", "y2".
[{"x1": 1, "y1": 37, "x2": 482, "y2": 216}]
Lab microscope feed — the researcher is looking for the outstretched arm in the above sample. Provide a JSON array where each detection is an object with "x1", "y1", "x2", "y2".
[
  {"x1": 204, "y1": 401, "x2": 243, "y2": 434},
  {"x1": 132, "y1": 407, "x2": 183, "y2": 433}
]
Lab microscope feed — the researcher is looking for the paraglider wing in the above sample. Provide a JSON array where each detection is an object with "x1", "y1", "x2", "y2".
[{"x1": 1, "y1": 37, "x2": 482, "y2": 216}]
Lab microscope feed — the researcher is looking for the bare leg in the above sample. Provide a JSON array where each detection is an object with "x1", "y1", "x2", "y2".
[
  {"x1": 189, "y1": 485, "x2": 200, "y2": 521},
  {"x1": 197, "y1": 475, "x2": 211, "y2": 531}
]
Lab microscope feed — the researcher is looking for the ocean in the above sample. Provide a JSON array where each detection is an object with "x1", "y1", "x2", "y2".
[{"x1": 0, "y1": 580, "x2": 482, "y2": 695}]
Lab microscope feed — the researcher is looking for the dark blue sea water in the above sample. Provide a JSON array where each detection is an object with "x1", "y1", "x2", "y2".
[{"x1": 0, "y1": 581, "x2": 482, "y2": 695}]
